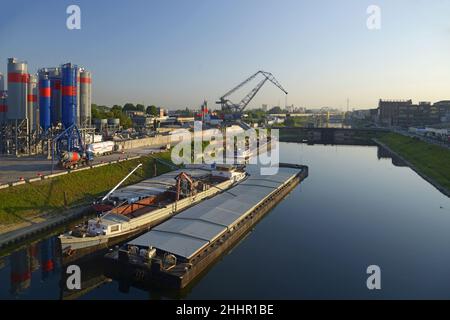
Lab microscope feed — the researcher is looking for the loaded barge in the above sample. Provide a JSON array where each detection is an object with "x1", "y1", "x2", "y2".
[
  {"x1": 59, "y1": 164, "x2": 247, "y2": 264},
  {"x1": 105, "y1": 163, "x2": 308, "y2": 289}
]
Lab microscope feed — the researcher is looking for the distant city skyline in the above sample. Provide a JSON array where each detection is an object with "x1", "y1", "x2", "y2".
[{"x1": 1, "y1": 0, "x2": 450, "y2": 110}]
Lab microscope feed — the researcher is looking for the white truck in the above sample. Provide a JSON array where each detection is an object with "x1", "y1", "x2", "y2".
[{"x1": 87, "y1": 141, "x2": 116, "y2": 156}]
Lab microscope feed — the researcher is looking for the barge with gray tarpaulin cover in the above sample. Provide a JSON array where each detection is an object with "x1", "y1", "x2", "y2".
[
  {"x1": 59, "y1": 164, "x2": 247, "y2": 264},
  {"x1": 105, "y1": 163, "x2": 308, "y2": 289}
]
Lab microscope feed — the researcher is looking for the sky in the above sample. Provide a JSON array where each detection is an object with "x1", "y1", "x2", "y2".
[{"x1": 0, "y1": 0, "x2": 449, "y2": 110}]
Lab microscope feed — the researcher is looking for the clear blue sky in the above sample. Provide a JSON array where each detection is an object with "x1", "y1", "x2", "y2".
[{"x1": 0, "y1": 0, "x2": 449, "y2": 110}]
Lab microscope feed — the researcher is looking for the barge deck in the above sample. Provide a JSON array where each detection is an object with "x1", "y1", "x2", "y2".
[{"x1": 105, "y1": 164, "x2": 308, "y2": 289}]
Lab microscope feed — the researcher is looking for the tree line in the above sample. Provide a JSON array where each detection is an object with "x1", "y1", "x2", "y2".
[{"x1": 91, "y1": 103, "x2": 160, "y2": 129}]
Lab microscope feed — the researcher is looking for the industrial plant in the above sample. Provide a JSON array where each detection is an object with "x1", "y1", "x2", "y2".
[{"x1": 0, "y1": 58, "x2": 93, "y2": 157}]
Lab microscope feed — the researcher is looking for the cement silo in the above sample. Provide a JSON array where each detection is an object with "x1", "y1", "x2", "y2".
[
  {"x1": 27, "y1": 74, "x2": 37, "y2": 131},
  {"x1": 76, "y1": 68, "x2": 81, "y2": 126},
  {"x1": 79, "y1": 69, "x2": 92, "y2": 127},
  {"x1": 7, "y1": 58, "x2": 28, "y2": 121},
  {"x1": 39, "y1": 74, "x2": 51, "y2": 131},
  {"x1": 48, "y1": 68, "x2": 62, "y2": 126},
  {"x1": 61, "y1": 63, "x2": 77, "y2": 128}
]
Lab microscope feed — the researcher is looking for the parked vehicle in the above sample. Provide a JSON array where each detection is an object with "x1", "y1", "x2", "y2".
[
  {"x1": 86, "y1": 141, "x2": 116, "y2": 156},
  {"x1": 59, "y1": 151, "x2": 94, "y2": 170}
]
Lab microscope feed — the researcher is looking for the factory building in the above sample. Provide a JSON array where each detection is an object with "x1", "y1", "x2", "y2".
[
  {"x1": 378, "y1": 99, "x2": 443, "y2": 127},
  {"x1": 0, "y1": 57, "x2": 93, "y2": 156},
  {"x1": 434, "y1": 100, "x2": 450, "y2": 123},
  {"x1": 378, "y1": 100, "x2": 412, "y2": 126}
]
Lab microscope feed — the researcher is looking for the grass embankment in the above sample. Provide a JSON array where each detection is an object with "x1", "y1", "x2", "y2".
[
  {"x1": 378, "y1": 133, "x2": 450, "y2": 192},
  {"x1": 0, "y1": 152, "x2": 174, "y2": 225}
]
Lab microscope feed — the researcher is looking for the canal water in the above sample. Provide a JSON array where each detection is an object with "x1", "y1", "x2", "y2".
[{"x1": 0, "y1": 142, "x2": 449, "y2": 299}]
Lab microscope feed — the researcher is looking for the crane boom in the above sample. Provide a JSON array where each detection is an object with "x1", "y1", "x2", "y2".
[
  {"x1": 237, "y1": 77, "x2": 269, "y2": 112},
  {"x1": 101, "y1": 163, "x2": 143, "y2": 202},
  {"x1": 219, "y1": 71, "x2": 261, "y2": 101},
  {"x1": 216, "y1": 71, "x2": 288, "y2": 115}
]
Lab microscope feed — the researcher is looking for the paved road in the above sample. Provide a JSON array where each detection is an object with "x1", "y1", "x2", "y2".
[{"x1": 0, "y1": 144, "x2": 168, "y2": 185}]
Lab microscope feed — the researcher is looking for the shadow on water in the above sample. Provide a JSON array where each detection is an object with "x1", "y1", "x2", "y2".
[{"x1": 377, "y1": 145, "x2": 407, "y2": 167}]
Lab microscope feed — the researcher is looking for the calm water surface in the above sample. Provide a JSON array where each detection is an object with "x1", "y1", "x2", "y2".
[{"x1": 1, "y1": 142, "x2": 449, "y2": 299}]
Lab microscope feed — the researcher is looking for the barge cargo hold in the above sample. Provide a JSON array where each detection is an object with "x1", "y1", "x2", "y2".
[{"x1": 105, "y1": 164, "x2": 308, "y2": 289}]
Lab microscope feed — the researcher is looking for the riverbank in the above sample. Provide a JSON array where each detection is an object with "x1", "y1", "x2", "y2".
[
  {"x1": 0, "y1": 152, "x2": 173, "y2": 227},
  {"x1": 374, "y1": 133, "x2": 450, "y2": 197}
]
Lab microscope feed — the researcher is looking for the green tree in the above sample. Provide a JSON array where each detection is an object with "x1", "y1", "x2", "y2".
[
  {"x1": 123, "y1": 103, "x2": 136, "y2": 112},
  {"x1": 122, "y1": 117, "x2": 132, "y2": 129},
  {"x1": 146, "y1": 105, "x2": 158, "y2": 116},
  {"x1": 111, "y1": 105, "x2": 122, "y2": 112},
  {"x1": 111, "y1": 105, "x2": 123, "y2": 118},
  {"x1": 91, "y1": 104, "x2": 100, "y2": 119},
  {"x1": 136, "y1": 104, "x2": 145, "y2": 112},
  {"x1": 268, "y1": 106, "x2": 284, "y2": 114}
]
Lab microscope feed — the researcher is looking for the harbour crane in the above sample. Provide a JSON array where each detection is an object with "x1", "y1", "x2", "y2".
[{"x1": 216, "y1": 71, "x2": 288, "y2": 120}]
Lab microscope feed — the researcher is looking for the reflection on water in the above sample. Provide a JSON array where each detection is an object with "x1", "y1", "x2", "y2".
[
  {"x1": 377, "y1": 145, "x2": 407, "y2": 167},
  {"x1": 5, "y1": 237, "x2": 60, "y2": 298},
  {"x1": 0, "y1": 142, "x2": 449, "y2": 299}
]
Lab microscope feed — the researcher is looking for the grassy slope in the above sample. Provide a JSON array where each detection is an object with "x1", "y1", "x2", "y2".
[
  {"x1": 0, "y1": 152, "x2": 174, "y2": 225},
  {"x1": 378, "y1": 133, "x2": 450, "y2": 191}
]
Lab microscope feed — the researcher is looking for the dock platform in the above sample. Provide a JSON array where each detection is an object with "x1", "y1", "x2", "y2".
[{"x1": 104, "y1": 164, "x2": 308, "y2": 289}]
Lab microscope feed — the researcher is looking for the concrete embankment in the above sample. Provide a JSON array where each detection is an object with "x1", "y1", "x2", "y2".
[
  {"x1": 0, "y1": 205, "x2": 91, "y2": 250},
  {"x1": 373, "y1": 138, "x2": 450, "y2": 197}
]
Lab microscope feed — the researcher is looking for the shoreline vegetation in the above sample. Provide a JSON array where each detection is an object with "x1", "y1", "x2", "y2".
[
  {"x1": 0, "y1": 152, "x2": 174, "y2": 226},
  {"x1": 376, "y1": 133, "x2": 450, "y2": 197}
]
